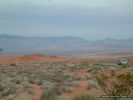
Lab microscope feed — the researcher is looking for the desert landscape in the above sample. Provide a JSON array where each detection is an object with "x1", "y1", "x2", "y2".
[
  {"x1": 0, "y1": 53, "x2": 133, "y2": 100},
  {"x1": 0, "y1": 0, "x2": 133, "y2": 100}
]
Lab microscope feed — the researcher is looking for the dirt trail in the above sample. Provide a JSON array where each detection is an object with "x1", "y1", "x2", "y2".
[{"x1": 32, "y1": 85, "x2": 42, "y2": 100}]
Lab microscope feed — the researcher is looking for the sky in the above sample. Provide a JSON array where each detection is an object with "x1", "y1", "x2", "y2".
[{"x1": 0, "y1": 0, "x2": 133, "y2": 40}]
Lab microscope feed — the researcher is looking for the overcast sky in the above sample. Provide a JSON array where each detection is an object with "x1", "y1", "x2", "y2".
[{"x1": 0, "y1": 0, "x2": 133, "y2": 40}]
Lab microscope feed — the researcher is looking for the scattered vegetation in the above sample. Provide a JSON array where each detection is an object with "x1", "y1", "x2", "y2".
[{"x1": 0, "y1": 55, "x2": 133, "y2": 100}]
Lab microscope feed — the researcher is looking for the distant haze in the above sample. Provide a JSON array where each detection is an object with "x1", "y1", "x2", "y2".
[{"x1": 0, "y1": 0, "x2": 133, "y2": 40}]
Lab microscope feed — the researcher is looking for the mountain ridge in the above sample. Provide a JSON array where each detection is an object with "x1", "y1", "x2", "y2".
[{"x1": 0, "y1": 34, "x2": 133, "y2": 56}]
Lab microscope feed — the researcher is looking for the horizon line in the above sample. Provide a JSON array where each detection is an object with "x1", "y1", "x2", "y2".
[{"x1": 0, "y1": 33, "x2": 132, "y2": 41}]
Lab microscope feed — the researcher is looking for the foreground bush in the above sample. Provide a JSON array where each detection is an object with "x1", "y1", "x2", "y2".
[
  {"x1": 72, "y1": 94, "x2": 98, "y2": 100},
  {"x1": 0, "y1": 81, "x2": 16, "y2": 97},
  {"x1": 14, "y1": 93, "x2": 33, "y2": 100},
  {"x1": 97, "y1": 71, "x2": 133, "y2": 100},
  {"x1": 41, "y1": 96, "x2": 59, "y2": 100}
]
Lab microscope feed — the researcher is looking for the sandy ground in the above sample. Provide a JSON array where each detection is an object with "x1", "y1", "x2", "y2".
[
  {"x1": 32, "y1": 85, "x2": 42, "y2": 100},
  {"x1": 0, "y1": 53, "x2": 133, "y2": 64},
  {"x1": 0, "y1": 54, "x2": 65, "y2": 64}
]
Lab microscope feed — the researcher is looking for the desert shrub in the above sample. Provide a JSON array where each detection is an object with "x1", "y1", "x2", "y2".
[
  {"x1": 10, "y1": 77, "x2": 22, "y2": 84},
  {"x1": 69, "y1": 66, "x2": 78, "y2": 72},
  {"x1": 14, "y1": 93, "x2": 33, "y2": 100},
  {"x1": 78, "y1": 66, "x2": 87, "y2": 70},
  {"x1": 32, "y1": 78, "x2": 43, "y2": 85},
  {"x1": 117, "y1": 72, "x2": 133, "y2": 94},
  {"x1": 87, "y1": 81, "x2": 98, "y2": 90},
  {"x1": 41, "y1": 81, "x2": 61, "y2": 100},
  {"x1": 23, "y1": 85, "x2": 34, "y2": 95},
  {"x1": 0, "y1": 81, "x2": 16, "y2": 97},
  {"x1": 57, "y1": 96, "x2": 72, "y2": 100},
  {"x1": 41, "y1": 95, "x2": 59, "y2": 100},
  {"x1": 74, "y1": 77, "x2": 81, "y2": 81},
  {"x1": 96, "y1": 73, "x2": 107, "y2": 86},
  {"x1": 63, "y1": 86, "x2": 73, "y2": 93},
  {"x1": 10, "y1": 63, "x2": 17, "y2": 66},
  {"x1": 97, "y1": 71, "x2": 133, "y2": 100},
  {"x1": 28, "y1": 74, "x2": 43, "y2": 85},
  {"x1": 120, "y1": 64, "x2": 129, "y2": 68},
  {"x1": 79, "y1": 59, "x2": 90, "y2": 67},
  {"x1": 71, "y1": 81, "x2": 80, "y2": 87},
  {"x1": 87, "y1": 68, "x2": 94, "y2": 73},
  {"x1": 72, "y1": 94, "x2": 98, "y2": 100},
  {"x1": 86, "y1": 75, "x2": 92, "y2": 80},
  {"x1": 5, "y1": 94, "x2": 16, "y2": 100},
  {"x1": 28, "y1": 77, "x2": 34, "y2": 84}
]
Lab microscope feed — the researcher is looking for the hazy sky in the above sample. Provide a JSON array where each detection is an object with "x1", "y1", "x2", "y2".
[{"x1": 0, "y1": 0, "x2": 133, "y2": 40}]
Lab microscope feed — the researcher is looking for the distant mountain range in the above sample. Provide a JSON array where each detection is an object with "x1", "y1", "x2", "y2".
[{"x1": 0, "y1": 34, "x2": 133, "y2": 56}]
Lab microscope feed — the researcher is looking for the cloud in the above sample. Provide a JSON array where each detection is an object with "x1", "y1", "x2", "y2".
[
  {"x1": 0, "y1": 0, "x2": 130, "y2": 8},
  {"x1": 0, "y1": 0, "x2": 133, "y2": 40}
]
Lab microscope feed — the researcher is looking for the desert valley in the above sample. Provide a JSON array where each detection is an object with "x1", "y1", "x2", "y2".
[{"x1": 0, "y1": 53, "x2": 133, "y2": 100}]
